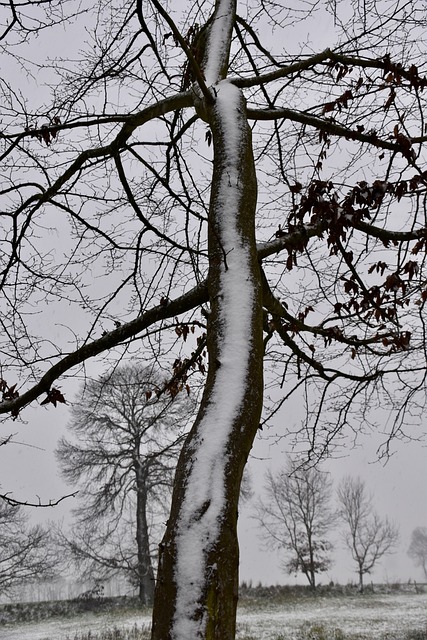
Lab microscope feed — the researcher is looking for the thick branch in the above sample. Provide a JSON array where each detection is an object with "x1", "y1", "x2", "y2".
[
  {"x1": 232, "y1": 49, "x2": 333, "y2": 88},
  {"x1": 0, "y1": 282, "x2": 208, "y2": 416},
  {"x1": 233, "y1": 49, "x2": 425, "y2": 89},
  {"x1": 2, "y1": 210, "x2": 420, "y2": 417},
  {"x1": 247, "y1": 106, "x2": 398, "y2": 152},
  {"x1": 13, "y1": 92, "x2": 194, "y2": 214}
]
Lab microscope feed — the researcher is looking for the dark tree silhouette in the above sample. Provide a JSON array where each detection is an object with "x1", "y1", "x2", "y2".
[
  {"x1": 57, "y1": 364, "x2": 192, "y2": 605},
  {"x1": 337, "y1": 476, "x2": 399, "y2": 592},
  {"x1": 255, "y1": 459, "x2": 335, "y2": 589}
]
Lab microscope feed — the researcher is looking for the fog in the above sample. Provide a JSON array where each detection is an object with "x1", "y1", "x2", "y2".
[{"x1": 2, "y1": 392, "x2": 426, "y2": 592}]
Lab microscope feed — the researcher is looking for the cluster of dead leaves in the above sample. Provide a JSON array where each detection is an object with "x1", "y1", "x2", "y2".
[{"x1": 25, "y1": 116, "x2": 61, "y2": 146}]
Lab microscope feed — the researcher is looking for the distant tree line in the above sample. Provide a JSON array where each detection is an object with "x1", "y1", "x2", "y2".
[{"x1": 255, "y1": 458, "x2": 400, "y2": 592}]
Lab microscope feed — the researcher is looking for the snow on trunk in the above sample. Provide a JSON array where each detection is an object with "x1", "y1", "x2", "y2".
[
  {"x1": 203, "y1": 0, "x2": 235, "y2": 85},
  {"x1": 172, "y1": 82, "x2": 256, "y2": 640},
  {"x1": 151, "y1": 3, "x2": 263, "y2": 638}
]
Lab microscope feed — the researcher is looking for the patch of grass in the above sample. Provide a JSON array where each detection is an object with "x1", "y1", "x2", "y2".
[
  {"x1": 4, "y1": 585, "x2": 427, "y2": 640},
  {"x1": 295, "y1": 624, "x2": 348, "y2": 640},
  {"x1": 62, "y1": 623, "x2": 151, "y2": 640},
  {"x1": 265, "y1": 623, "x2": 427, "y2": 640},
  {"x1": 236, "y1": 621, "x2": 259, "y2": 639},
  {"x1": 0, "y1": 596, "x2": 147, "y2": 626},
  {"x1": 402, "y1": 630, "x2": 427, "y2": 640}
]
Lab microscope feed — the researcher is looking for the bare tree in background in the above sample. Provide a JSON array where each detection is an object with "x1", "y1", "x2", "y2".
[
  {"x1": 255, "y1": 459, "x2": 335, "y2": 589},
  {"x1": 337, "y1": 476, "x2": 399, "y2": 592},
  {"x1": 1, "y1": 0, "x2": 427, "y2": 636},
  {"x1": 239, "y1": 469, "x2": 253, "y2": 504},
  {"x1": 408, "y1": 527, "x2": 427, "y2": 579},
  {"x1": 0, "y1": 502, "x2": 56, "y2": 596},
  {"x1": 56, "y1": 364, "x2": 192, "y2": 605}
]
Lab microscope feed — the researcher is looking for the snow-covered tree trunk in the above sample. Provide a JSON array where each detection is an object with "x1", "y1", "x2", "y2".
[{"x1": 151, "y1": 2, "x2": 263, "y2": 638}]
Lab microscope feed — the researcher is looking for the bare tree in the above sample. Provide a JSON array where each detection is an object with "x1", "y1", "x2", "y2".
[
  {"x1": 408, "y1": 527, "x2": 427, "y2": 579},
  {"x1": 255, "y1": 459, "x2": 335, "y2": 589},
  {"x1": 337, "y1": 476, "x2": 399, "y2": 591},
  {"x1": 56, "y1": 364, "x2": 192, "y2": 605},
  {"x1": 0, "y1": 502, "x2": 57, "y2": 596},
  {"x1": 1, "y1": 0, "x2": 427, "y2": 636},
  {"x1": 239, "y1": 468, "x2": 254, "y2": 504}
]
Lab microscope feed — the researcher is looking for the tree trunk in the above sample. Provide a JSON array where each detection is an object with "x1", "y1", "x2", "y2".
[
  {"x1": 358, "y1": 570, "x2": 364, "y2": 593},
  {"x1": 136, "y1": 465, "x2": 155, "y2": 605},
  {"x1": 309, "y1": 570, "x2": 316, "y2": 590},
  {"x1": 309, "y1": 536, "x2": 316, "y2": 589},
  {"x1": 151, "y1": 47, "x2": 263, "y2": 640},
  {"x1": 150, "y1": 2, "x2": 263, "y2": 637}
]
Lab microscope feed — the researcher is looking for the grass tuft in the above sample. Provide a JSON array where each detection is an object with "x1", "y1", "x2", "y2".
[{"x1": 63, "y1": 624, "x2": 151, "y2": 640}]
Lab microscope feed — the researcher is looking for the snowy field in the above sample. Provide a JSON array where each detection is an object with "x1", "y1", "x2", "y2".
[
  {"x1": 236, "y1": 591, "x2": 427, "y2": 639},
  {"x1": 1, "y1": 591, "x2": 427, "y2": 639}
]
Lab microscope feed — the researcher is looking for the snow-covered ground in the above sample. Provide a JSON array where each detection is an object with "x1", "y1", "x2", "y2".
[
  {"x1": 236, "y1": 592, "x2": 427, "y2": 639},
  {"x1": 1, "y1": 592, "x2": 427, "y2": 639},
  {"x1": 0, "y1": 609, "x2": 152, "y2": 640}
]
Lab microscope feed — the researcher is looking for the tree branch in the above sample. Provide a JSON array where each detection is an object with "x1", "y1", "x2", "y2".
[
  {"x1": 0, "y1": 491, "x2": 78, "y2": 508},
  {"x1": 0, "y1": 281, "x2": 208, "y2": 416}
]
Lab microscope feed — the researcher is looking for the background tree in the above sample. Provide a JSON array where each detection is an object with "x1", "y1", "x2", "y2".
[
  {"x1": 1, "y1": 0, "x2": 427, "y2": 637},
  {"x1": 408, "y1": 527, "x2": 427, "y2": 579},
  {"x1": 0, "y1": 501, "x2": 57, "y2": 596},
  {"x1": 56, "y1": 364, "x2": 193, "y2": 605},
  {"x1": 239, "y1": 469, "x2": 254, "y2": 504},
  {"x1": 255, "y1": 459, "x2": 335, "y2": 589},
  {"x1": 337, "y1": 476, "x2": 399, "y2": 592}
]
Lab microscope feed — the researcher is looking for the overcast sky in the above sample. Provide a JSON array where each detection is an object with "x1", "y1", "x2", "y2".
[{"x1": 1, "y1": 0, "x2": 427, "y2": 595}]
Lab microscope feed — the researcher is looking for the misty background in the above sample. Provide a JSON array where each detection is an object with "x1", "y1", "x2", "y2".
[{"x1": 1, "y1": 382, "x2": 425, "y2": 593}]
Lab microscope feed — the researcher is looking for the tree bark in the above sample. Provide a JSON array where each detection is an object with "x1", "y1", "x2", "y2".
[
  {"x1": 136, "y1": 464, "x2": 155, "y2": 605},
  {"x1": 358, "y1": 569, "x2": 364, "y2": 593},
  {"x1": 151, "y1": 105, "x2": 263, "y2": 639},
  {"x1": 151, "y1": 20, "x2": 263, "y2": 640},
  {"x1": 150, "y1": 2, "x2": 263, "y2": 637}
]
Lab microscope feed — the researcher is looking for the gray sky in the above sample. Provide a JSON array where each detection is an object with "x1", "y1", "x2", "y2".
[{"x1": 1, "y1": 0, "x2": 427, "y2": 595}]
